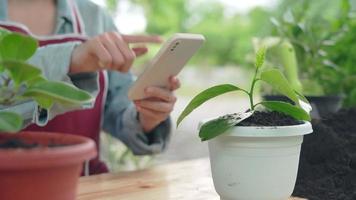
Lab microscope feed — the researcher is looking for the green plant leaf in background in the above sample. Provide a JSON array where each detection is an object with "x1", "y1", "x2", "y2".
[
  {"x1": 0, "y1": 33, "x2": 38, "y2": 61},
  {"x1": 24, "y1": 81, "x2": 93, "y2": 105},
  {"x1": 1, "y1": 61, "x2": 42, "y2": 87},
  {"x1": 259, "y1": 101, "x2": 311, "y2": 121},
  {"x1": 0, "y1": 111, "x2": 23, "y2": 133},
  {"x1": 266, "y1": 39, "x2": 303, "y2": 93},
  {"x1": 255, "y1": 46, "x2": 266, "y2": 69},
  {"x1": 177, "y1": 84, "x2": 248, "y2": 126},
  {"x1": 260, "y1": 69, "x2": 299, "y2": 105}
]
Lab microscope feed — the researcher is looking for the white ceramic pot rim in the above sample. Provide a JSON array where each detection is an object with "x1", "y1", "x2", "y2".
[
  {"x1": 199, "y1": 119, "x2": 313, "y2": 138},
  {"x1": 222, "y1": 121, "x2": 313, "y2": 137}
]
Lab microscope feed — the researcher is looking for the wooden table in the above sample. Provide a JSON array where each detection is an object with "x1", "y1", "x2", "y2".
[{"x1": 77, "y1": 158, "x2": 306, "y2": 200}]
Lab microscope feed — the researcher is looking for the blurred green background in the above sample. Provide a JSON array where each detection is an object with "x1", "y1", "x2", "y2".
[
  {"x1": 93, "y1": 0, "x2": 356, "y2": 171},
  {"x1": 100, "y1": 0, "x2": 356, "y2": 106}
]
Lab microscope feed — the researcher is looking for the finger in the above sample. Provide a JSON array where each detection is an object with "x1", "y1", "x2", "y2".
[
  {"x1": 144, "y1": 87, "x2": 177, "y2": 102},
  {"x1": 111, "y1": 33, "x2": 136, "y2": 72},
  {"x1": 137, "y1": 100, "x2": 173, "y2": 113},
  {"x1": 132, "y1": 47, "x2": 148, "y2": 57},
  {"x1": 169, "y1": 76, "x2": 181, "y2": 91},
  {"x1": 122, "y1": 34, "x2": 162, "y2": 44},
  {"x1": 101, "y1": 34, "x2": 125, "y2": 70},
  {"x1": 89, "y1": 38, "x2": 113, "y2": 69},
  {"x1": 136, "y1": 105, "x2": 167, "y2": 121}
]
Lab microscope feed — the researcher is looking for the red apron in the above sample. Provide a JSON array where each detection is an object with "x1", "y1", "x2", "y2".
[{"x1": 0, "y1": 0, "x2": 109, "y2": 175}]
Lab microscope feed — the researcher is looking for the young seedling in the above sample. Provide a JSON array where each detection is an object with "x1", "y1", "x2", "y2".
[
  {"x1": 177, "y1": 47, "x2": 311, "y2": 141},
  {"x1": 0, "y1": 29, "x2": 93, "y2": 132}
]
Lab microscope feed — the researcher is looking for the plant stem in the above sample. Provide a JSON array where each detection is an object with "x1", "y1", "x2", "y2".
[{"x1": 249, "y1": 67, "x2": 259, "y2": 111}]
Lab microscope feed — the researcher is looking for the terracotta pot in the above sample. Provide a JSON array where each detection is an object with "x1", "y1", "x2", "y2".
[{"x1": 0, "y1": 131, "x2": 97, "y2": 200}]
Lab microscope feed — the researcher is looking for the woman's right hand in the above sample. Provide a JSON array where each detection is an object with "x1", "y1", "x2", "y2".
[{"x1": 70, "y1": 32, "x2": 162, "y2": 74}]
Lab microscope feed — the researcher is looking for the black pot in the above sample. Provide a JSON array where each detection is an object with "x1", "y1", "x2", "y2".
[{"x1": 263, "y1": 95, "x2": 343, "y2": 119}]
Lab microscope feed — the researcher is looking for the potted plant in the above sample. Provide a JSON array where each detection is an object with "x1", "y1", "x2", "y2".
[
  {"x1": 177, "y1": 48, "x2": 313, "y2": 200},
  {"x1": 254, "y1": 37, "x2": 342, "y2": 119},
  {"x1": 262, "y1": 0, "x2": 350, "y2": 118},
  {"x1": 0, "y1": 29, "x2": 97, "y2": 200}
]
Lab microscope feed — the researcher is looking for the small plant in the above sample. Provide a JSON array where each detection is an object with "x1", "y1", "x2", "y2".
[
  {"x1": 0, "y1": 29, "x2": 93, "y2": 132},
  {"x1": 177, "y1": 47, "x2": 311, "y2": 141}
]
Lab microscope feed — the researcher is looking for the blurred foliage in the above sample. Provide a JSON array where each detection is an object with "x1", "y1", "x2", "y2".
[
  {"x1": 105, "y1": 0, "x2": 119, "y2": 13},
  {"x1": 270, "y1": 0, "x2": 347, "y2": 96},
  {"x1": 100, "y1": 132, "x2": 154, "y2": 172},
  {"x1": 270, "y1": 0, "x2": 356, "y2": 107},
  {"x1": 104, "y1": 0, "x2": 356, "y2": 105},
  {"x1": 327, "y1": 3, "x2": 356, "y2": 107},
  {"x1": 108, "y1": 0, "x2": 273, "y2": 67}
]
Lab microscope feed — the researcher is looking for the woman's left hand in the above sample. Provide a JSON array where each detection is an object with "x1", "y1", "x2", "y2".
[{"x1": 134, "y1": 76, "x2": 181, "y2": 133}]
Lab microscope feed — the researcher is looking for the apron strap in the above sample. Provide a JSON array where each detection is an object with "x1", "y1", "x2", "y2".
[{"x1": 68, "y1": 0, "x2": 85, "y2": 35}]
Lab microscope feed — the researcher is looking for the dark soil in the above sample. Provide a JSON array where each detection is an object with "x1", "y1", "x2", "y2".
[
  {"x1": 0, "y1": 139, "x2": 39, "y2": 149},
  {"x1": 238, "y1": 111, "x2": 303, "y2": 126},
  {"x1": 0, "y1": 139, "x2": 66, "y2": 149},
  {"x1": 293, "y1": 108, "x2": 356, "y2": 200}
]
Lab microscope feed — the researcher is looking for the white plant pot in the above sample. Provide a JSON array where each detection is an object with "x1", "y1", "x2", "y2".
[{"x1": 207, "y1": 122, "x2": 313, "y2": 200}]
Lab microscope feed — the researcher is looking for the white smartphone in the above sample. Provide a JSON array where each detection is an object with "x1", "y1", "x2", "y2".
[{"x1": 128, "y1": 33, "x2": 205, "y2": 100}]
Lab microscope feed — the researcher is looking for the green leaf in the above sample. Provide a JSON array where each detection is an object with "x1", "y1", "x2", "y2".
[
  {"x1": 0, "y1": 28, "x2": 10, "y2": 42},
  {"x1": 33, "y1": 96, "x2": 54, "y2": 109},
  {"x1": 294, "y1": 89, "x2": 309, "y2": 104},
  {"x1": 199, "y1": 117, "x2": 235, "y2": 141},
  {"x1": 24, "y1": 81, "x2": 93, "y2": 105},
  {"x1": 0, "y1": 33, "x2": 38, "y2": 61},
  {"x1": 260, "y1": 101, "x2": 311, "y2": 121},
  {"x1": 199, "y1": 112, "x2": 253, "y2": 141},
  {"x1": 177, "y1": 84, "x2": 248, "y2": 126},
  {"x1": 260, "y1": 69, "x2": 299, "y2": 105},
  {"x1": 1, "y1": 60, "x2": 42, "y2": 86},
  {"x1": 255, "y1": 46, "x2": 266, "y2": 69},
  {"x1": 26, "y1": 76, "x2": 47, "y2": 87},
  {"x1": 0, "y1": 111, "x2": 23, "y2": 133}
]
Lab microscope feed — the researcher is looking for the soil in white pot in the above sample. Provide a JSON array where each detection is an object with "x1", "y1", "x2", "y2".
[
  {"x1": 293, "y1": 108, "x2": 356, "y2": 200},
  {"x1": 238, "y1": 111, "x2": 303, "y2": 126}
]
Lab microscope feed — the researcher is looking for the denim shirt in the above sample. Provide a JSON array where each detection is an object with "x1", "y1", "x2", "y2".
[{"x1": 0, "y1": 0, "x2": 171, "y2": 155}]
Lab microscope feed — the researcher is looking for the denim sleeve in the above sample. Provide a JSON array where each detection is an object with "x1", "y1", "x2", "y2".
[
  {"x1": 22, "y1": 42, "x2": 98, "y2": 127},
  {"x1": 102, "y1": 71, "x2": 171, "y2": 155}
]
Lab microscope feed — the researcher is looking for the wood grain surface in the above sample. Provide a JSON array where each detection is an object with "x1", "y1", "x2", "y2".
[{"x1": 77, "y1": 158, "x2": 306, "y2": 200}]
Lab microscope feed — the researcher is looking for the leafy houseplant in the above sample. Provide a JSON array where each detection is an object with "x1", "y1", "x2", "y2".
[
  {"x1": 0, "y1": 29, "x2": 96, "y2": 200},
  {"x1": 265, "y1": 0, "x2": 352, "y2": 117},
  {"x1": 177, "y1": 48, "x2": 313, "y2": 200},
  {"x1": 255, "y1": 37, "x2": 343, "y2": 118},
  {"x1": 0, "y1": 29, "x2": 93, "y2": 132}
]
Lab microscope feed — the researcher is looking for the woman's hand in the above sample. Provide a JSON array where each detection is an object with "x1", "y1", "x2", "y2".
[
  {"x1": 70, "y1": 32, "x2": 161, "y2": 73},
  {"x1": 134, "y1": 76, "x2": 181, "y2": 133}
]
